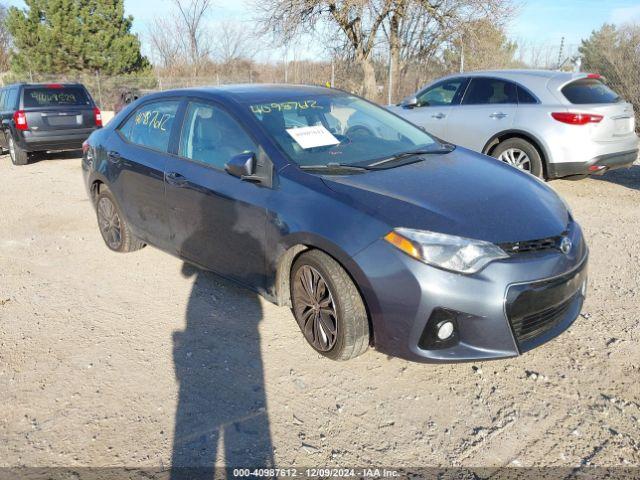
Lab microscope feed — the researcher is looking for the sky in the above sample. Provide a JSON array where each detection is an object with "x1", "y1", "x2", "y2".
[
  {"x1": 508, "y1": 0, "x2": 640, "y2": 48},
  {"x1": 5, "y1": 0, "x2": 640, "y2": 62}
]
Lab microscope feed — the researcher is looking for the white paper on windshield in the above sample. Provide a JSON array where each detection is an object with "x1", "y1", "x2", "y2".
[{"x1": 286, "y1": 125, "x2": 340, "y2": 149}]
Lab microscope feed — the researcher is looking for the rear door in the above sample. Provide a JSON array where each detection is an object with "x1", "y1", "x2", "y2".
[
  {"x1": 108, "y1": 98, "x2": 182, "y2": 250},
  {"x1": 0, "y1": 88, "x2": 8, "y2": 149},
  {"x1": 446, "y1": 77, "x2": 517, "y2": 150},
  {"x1": 560, "y1": 78, "x2": 636, "y2": 141},
  {"x1": 396, "y1": 78, "x2": 468, "y2": 138},
  {"x1": 20, "y1": 84, "x2": 98, "y2": 136},
  {"x1": 0, "y1": 87, "x2": 19, "y2": 148}
]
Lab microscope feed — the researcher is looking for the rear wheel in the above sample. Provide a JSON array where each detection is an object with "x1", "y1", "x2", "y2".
[
  {"x1": 290, "y1": 250, "x2": 369, "y2": 361},
  {"x1": 8, "y1": 135, "x2": 30, "y2": 166},
  {"x1": 95, "y1": 187, "x2": 145, "y2": 253},
  {"x1": 492, "y1": 138, "x2": 544, "y2": 179}
]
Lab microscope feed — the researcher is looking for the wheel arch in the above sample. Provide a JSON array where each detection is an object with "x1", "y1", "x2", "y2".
[
  {"x1": 482, "y1": 129, "x2": 550, "y2": 175},
  {"x1": 88, "y1": 171, "x2": 110, "y2": 204},
  {"x1": 273, "y1": 235, "x2": 377, "y2": 345}
]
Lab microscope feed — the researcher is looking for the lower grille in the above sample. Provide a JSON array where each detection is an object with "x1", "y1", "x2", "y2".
[
  {"x1": 506, "y1": 261, "x2": 587, "y2": 351},
  {"x1": 510, "y1": 293, "x2": 577, "y2": 343}
]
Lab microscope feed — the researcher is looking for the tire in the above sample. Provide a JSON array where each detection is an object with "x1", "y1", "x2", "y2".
[
  {"x1": 290, "y1": 250, "x2": 369, "y2": 361},
  {"x1": 95, "y1": 186, "x2": 145, "y2": 253},
  {"x1": 492, "y1": 137, "x2": 544, "y2": 179},
  {"x1": 7, "y1": 134, "x2": 30, "y2": 166}
]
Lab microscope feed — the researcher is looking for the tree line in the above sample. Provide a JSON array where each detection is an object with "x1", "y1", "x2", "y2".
[{"x1": 0, "y1": 0, "x2": 637, "y2": 107}]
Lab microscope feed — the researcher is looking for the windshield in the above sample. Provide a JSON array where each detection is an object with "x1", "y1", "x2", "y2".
[{"x1": 247, "y1": 94, "x2": 438, "y2": 167}]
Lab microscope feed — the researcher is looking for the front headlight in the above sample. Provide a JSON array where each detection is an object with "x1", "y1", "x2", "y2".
[{"x1": 384, "y1": 228, "x2": 509, "y2": 274}]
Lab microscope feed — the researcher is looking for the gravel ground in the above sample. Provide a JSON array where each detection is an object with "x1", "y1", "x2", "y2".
[{"x1": 0, "y1": 153, "x2": 639, "y2": 476}]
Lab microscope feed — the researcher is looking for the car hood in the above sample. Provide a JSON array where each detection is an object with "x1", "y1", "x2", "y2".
[{"x1": 321, "y1": 148, "x2": 569, "y2": 244}]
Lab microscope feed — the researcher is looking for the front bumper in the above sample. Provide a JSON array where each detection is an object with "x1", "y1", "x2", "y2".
[
  {"x1": 547, "y1": 149, "x2": 638, "y2": 178},
  {"x1": 353, "y1": 223, "x2": 588, "y2": 363}
]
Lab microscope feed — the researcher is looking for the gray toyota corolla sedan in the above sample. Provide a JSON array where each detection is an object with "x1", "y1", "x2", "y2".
[{"x1": 82, "y1": 84, "x2": 588, "y2": 363}]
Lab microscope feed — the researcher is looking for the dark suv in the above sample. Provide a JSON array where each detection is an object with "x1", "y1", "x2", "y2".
[{"x1": 0, "y1": 83, "x2": 102, "y2": 165}]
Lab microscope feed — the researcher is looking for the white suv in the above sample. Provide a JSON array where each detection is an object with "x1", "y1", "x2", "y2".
[{"x1": 387, "y1": 70, "x2": 639, "y2": 179}]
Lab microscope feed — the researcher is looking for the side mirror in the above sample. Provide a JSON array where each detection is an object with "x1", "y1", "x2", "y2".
[
  {"x1": 402, "y1": 96, "x2": 419, "y2": 109},
  {"x1": 225, "y1": 152, "x2": 260, "y2": 181}
]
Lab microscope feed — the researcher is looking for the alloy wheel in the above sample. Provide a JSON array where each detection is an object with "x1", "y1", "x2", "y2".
[
  {"x1": 97, "y1": 196, "x2": 123, "y2": 250},
  {"x1": 498, "y1": 148, "x2": 531, "y2": 172},
  {"x1": 292, "y1": 265, "x2": 338, "y2": 352}
]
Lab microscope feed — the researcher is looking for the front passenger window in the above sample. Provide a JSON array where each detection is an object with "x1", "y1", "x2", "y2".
[
  {"x1": 179, "y1": 101, "x2": 257, "y2": 170},
  {"x1": 416, "y1": 80, "x2": 465, "y2": 107}
]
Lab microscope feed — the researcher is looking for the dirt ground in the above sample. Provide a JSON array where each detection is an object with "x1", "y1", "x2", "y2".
[{"x1": 0, "y1": 152, "x2": 639, "y2": 476}]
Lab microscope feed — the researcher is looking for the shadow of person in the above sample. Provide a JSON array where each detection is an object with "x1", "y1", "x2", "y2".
[
  {"x1": 588, "y1": 164, "x2": 640, "y2": 191},
  {"x1": 170, "y1": 263, "x2": 274, "y2": 479}
]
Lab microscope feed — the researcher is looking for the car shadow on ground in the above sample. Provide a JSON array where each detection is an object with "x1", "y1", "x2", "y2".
[
  {"x1": 31, "y1": 149, "x2": 83, "y2": 162},
  {"x1": 170, "y1": 263, "x2": 274, "y2": 479},
  {"x1": 588, "y1": 164, "x2": 640, "y2": 191}
]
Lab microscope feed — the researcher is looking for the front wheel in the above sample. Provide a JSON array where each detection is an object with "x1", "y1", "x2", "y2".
[
  {"x1": 492, "y1": 138, "x2": 544, "y2": 179},
  {"x1": 8, "y1": 135, "x2": 30, "y2": 166},
  {"x1": 290, "y1": 250, "x2": 369, "y2": 361},
  {"x1": 95, "y1": 187, "x2": 145, "y2": 253}
]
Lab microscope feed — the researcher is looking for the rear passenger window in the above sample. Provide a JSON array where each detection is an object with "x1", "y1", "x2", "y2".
[
  {"x1": 517, "y1": 86, "x2": 538, "y2": 104},
  {"x1": 119, "y1": 100, "x2": 179, "y2": 153},
  {"x1": 462, "y1": 78, "x2": 517, "y2": 105},
  {"x1": 561, "y1": 78, "x2": 620, "y2": 104},
  {"x1": 179, "y1": 101, "x2": 257, "y2": 170}
]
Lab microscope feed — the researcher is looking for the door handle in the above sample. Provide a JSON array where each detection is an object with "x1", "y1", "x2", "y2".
[
  {"x1": 165, "y1": 171, "x2": 187, "y2": 187},
  {"x1": 107, "y1": 151, "x2": 122, "y2": 164},
  {"x1": 431, "y1": 113, "x2": 446, "y2": 119},
  {"x1": 489, "y1": 112, "x2": 508, "y2": 119}
]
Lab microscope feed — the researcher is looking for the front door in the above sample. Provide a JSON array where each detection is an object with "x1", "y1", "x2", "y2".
[
  {"x1": 164, "y1": 99, "x2": 270, "y2": 290},
  {"x1": 398, "y1": 78, "x2": 468, "y2": 139}
]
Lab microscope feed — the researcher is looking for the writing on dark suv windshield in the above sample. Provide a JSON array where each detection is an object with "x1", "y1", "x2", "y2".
[{"x1": 23, "y1": 87, "x2": 90, "y2": 108}]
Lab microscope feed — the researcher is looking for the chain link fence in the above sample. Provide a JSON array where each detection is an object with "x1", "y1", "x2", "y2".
[{"x1": 0, "y1": 42, "x2": 582, "y2": 112}]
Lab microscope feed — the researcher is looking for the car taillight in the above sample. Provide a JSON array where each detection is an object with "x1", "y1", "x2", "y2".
[
  {"x1": 93, "y1": 107, "x2": 103, "y2": 127},
  {"x1": 551, "y1": 112, "x2": 603, "y2": 125},
  {"x1": 82, "y1": 141, "x2": 90, "y2": 155},
  {"x1": 13, "y1": 110, "x2": 28, "y2": 130}
]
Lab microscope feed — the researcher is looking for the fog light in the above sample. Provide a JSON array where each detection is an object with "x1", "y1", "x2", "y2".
[{"x1": 437, "y1": 321, "x2": 455, "y2": 340}]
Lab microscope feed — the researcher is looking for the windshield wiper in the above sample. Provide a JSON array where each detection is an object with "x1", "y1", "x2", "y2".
[
  {"x1": 367, "y1": 145, "x2": 455, "y2": 168},
  {"x1": 299, "y1": 162, "x2": 369, "y2": 173}
]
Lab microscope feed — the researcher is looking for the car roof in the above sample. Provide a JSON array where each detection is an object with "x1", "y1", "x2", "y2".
[
  {"x1": 2, "y1": 82, "x2": 87, "y2": 89},
  {"x1": 446, "y1": 69, "x2": 589, "y2": 81},
  {"x1": 433, "y1": 70, "x2": 597, "y2": 103},
  {"x1": 146, "y1": 83, "x2": 340, "y2": 104},
  {"x1": 464, "y1": 69, "x2": 567, "y2": 79}
]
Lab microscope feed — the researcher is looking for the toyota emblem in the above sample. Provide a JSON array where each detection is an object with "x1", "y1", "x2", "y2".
[{"x1": 560, "y1": 236, "x2": 572, "y2": 254}]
